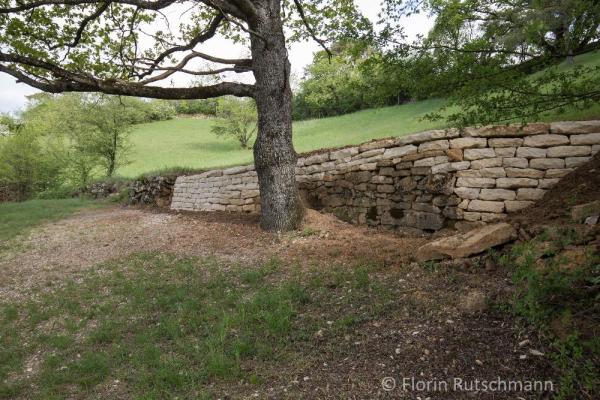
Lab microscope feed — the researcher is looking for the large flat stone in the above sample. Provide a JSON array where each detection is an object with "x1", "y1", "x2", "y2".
[
  {"x1": 463, "y1": 123, "x2": 549, "y2": 137},
  {"x1": 416, "y1": 223, "x2": 517, "y2": 261}
]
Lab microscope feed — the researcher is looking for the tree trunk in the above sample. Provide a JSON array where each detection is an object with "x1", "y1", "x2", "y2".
[{"x1": 251, "y1": 4, "x2": 304, "y2": 232}]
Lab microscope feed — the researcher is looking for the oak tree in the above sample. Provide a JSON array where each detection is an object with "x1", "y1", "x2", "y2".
[{"x1": 0, "y1": 0, "x2": 369, "y2": 231}]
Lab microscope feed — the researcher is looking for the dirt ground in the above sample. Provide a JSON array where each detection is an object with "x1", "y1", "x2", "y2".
[
  {"x1": 0, "y1": 205, "x2": 559, "y2": 399},
  {"x1": 0, "y1": 207, "x2": 428, "y2": 303}
]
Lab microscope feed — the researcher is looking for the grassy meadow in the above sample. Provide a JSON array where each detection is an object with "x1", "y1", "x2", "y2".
[{"x1": 120, "y1": 99, "x2": 447, "y2": 177}]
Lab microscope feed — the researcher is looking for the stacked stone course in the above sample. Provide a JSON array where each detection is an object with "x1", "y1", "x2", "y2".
[{"x1": 171, "y1": 121, "x2": 600, "y2": 232}]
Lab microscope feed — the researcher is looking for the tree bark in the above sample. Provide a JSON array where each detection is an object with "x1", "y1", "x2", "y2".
[{"x1": 250, "y1": 3, "x2": 304, "y2": 231}]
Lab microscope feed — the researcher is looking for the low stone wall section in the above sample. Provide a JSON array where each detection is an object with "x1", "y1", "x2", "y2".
[{"x1": 171, "y1": 120, "x2": 600, "y2": 231}]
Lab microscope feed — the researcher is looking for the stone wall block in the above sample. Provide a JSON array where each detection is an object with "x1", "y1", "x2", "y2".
[
  {"x1": 494, "y1": 147, "x2": 516, "y2": 157},
  {"x1": 468, "y1": 200, "x2": 505, "y2": 213},
  {"x1": 547, "y1": 145, "x2": 591, "y2": 158},
  {"x1": 449, "y1": 137, "x2": 487, "y2": 149},
  {"x1": 471, "y1": 158, "x2": 503, "y2": 169},
  {"x1": 496, "y1": 178, "x2": 538, "y2": 189},
  {"x1": 516, "y1": 147, "x2": 547, "y2": 158},
  {"x1": 454, "y1": 187, "x2": 480, "y2": 200},
  {"x1": 464, "y1": 148, "x2": 496, "y2": 160},
  {"x1": 545, "y1": 169, "x2": 574, "y2": 178},
  {"x1": 503, "y1": 158, "x2": 529, "y2": 168},
  {"x1": 523, "y1": 134, "x2": 569, "y2": 147},
  {"x1": 570, "y1": 132, "x2": 600, "y2": 145},
  {"x1": 456, "y1": 170, "x2": 481, "y2": 178},
  {"x1": 383, "y1": 145, "x2": 418, "y2": 159},
  {"x1": 505, "y1": 168, "x2": 545, "y2": 179},
  {"x1": 480, "y1": 167, "x2": 506, "y2": 178},
  {"x1": 565, "y1": 157, "x2": 591, "y2": 168},
  {"x1": 456, "y1": 177, "x2": 496, "y2": 188},
  {"x1": 329, "y1": 147, "x2": 359, "y2": 161},
  {"x1": 505, "y1": 200, "x2": 535, "y2": 213},
  {"x1": 538, "y1": 179, "x2": 560, "y2": 189},
  {"x1": 446, "y1": 148, "x2": 463, "y2": 161},
  {"x1": 463, "y1": 123, "x2": 548, "y2": 137},
  {"x1": 479, "y1": 189, "x2": 517, "y2": 201},
  {"x1": 358, "y1": 139, "x2": 396, "y2": 152},
  {"x1": 418, "y1": 140, "x2": 450, "y2": 152},
  {"x1": 489, "y1": 138, "x2": 524, "y2": 147},
  {"x1": 395, "y1": 130, "x2": 447, "y2": 146},
  {"x1": 529, "y1": 158, "x2": 565, "y2": 170},
  {"x1": 414, "y1": 156, "x2": 449, "y2": 167}
]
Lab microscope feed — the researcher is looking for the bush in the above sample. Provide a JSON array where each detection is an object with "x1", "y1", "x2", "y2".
[{"x1": 0, "y1": 128, "x2": 66, "y2": 201}]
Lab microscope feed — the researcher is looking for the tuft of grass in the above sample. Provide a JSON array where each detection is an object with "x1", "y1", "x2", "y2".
[
  {"x1": 0, "y1": 198, "x2": 105, "y2": 245},
  {"x1": 0, "y1": 252, "x2": 394, "y2": 399}
]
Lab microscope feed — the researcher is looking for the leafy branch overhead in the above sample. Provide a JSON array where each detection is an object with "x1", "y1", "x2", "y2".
[{"x1": 380, "y1": 0, "x2": 600, "y2": 126}]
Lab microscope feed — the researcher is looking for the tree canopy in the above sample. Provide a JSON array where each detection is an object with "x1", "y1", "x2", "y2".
[{"x1": 0, "y1": 0, "x2": 369, "y2": 100}]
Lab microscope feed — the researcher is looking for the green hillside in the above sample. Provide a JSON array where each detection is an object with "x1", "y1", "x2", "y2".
[
  {"x1": 120, "y1": 99, "x2": 447, "y2": 177},
  {"x1": 119, "y1": 52, "x2": 600, "y2": 178}
]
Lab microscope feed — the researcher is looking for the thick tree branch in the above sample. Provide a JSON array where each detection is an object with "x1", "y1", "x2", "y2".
[
  {"x1": 0, "y1": 51, "x2": 255, "y2": 99},
  {"x1": 0, "y1": 63, "x2": 254, "y2": 99}
]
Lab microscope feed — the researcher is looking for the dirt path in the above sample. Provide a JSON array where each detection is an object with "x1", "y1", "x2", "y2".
[{"x1": 0, "y1": 206, "x2": 427, "y2": 302}]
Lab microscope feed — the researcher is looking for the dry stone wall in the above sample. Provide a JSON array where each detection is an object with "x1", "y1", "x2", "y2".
[{"x1": 171, "y1": 120, "x2": 600, "y2": 232}]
